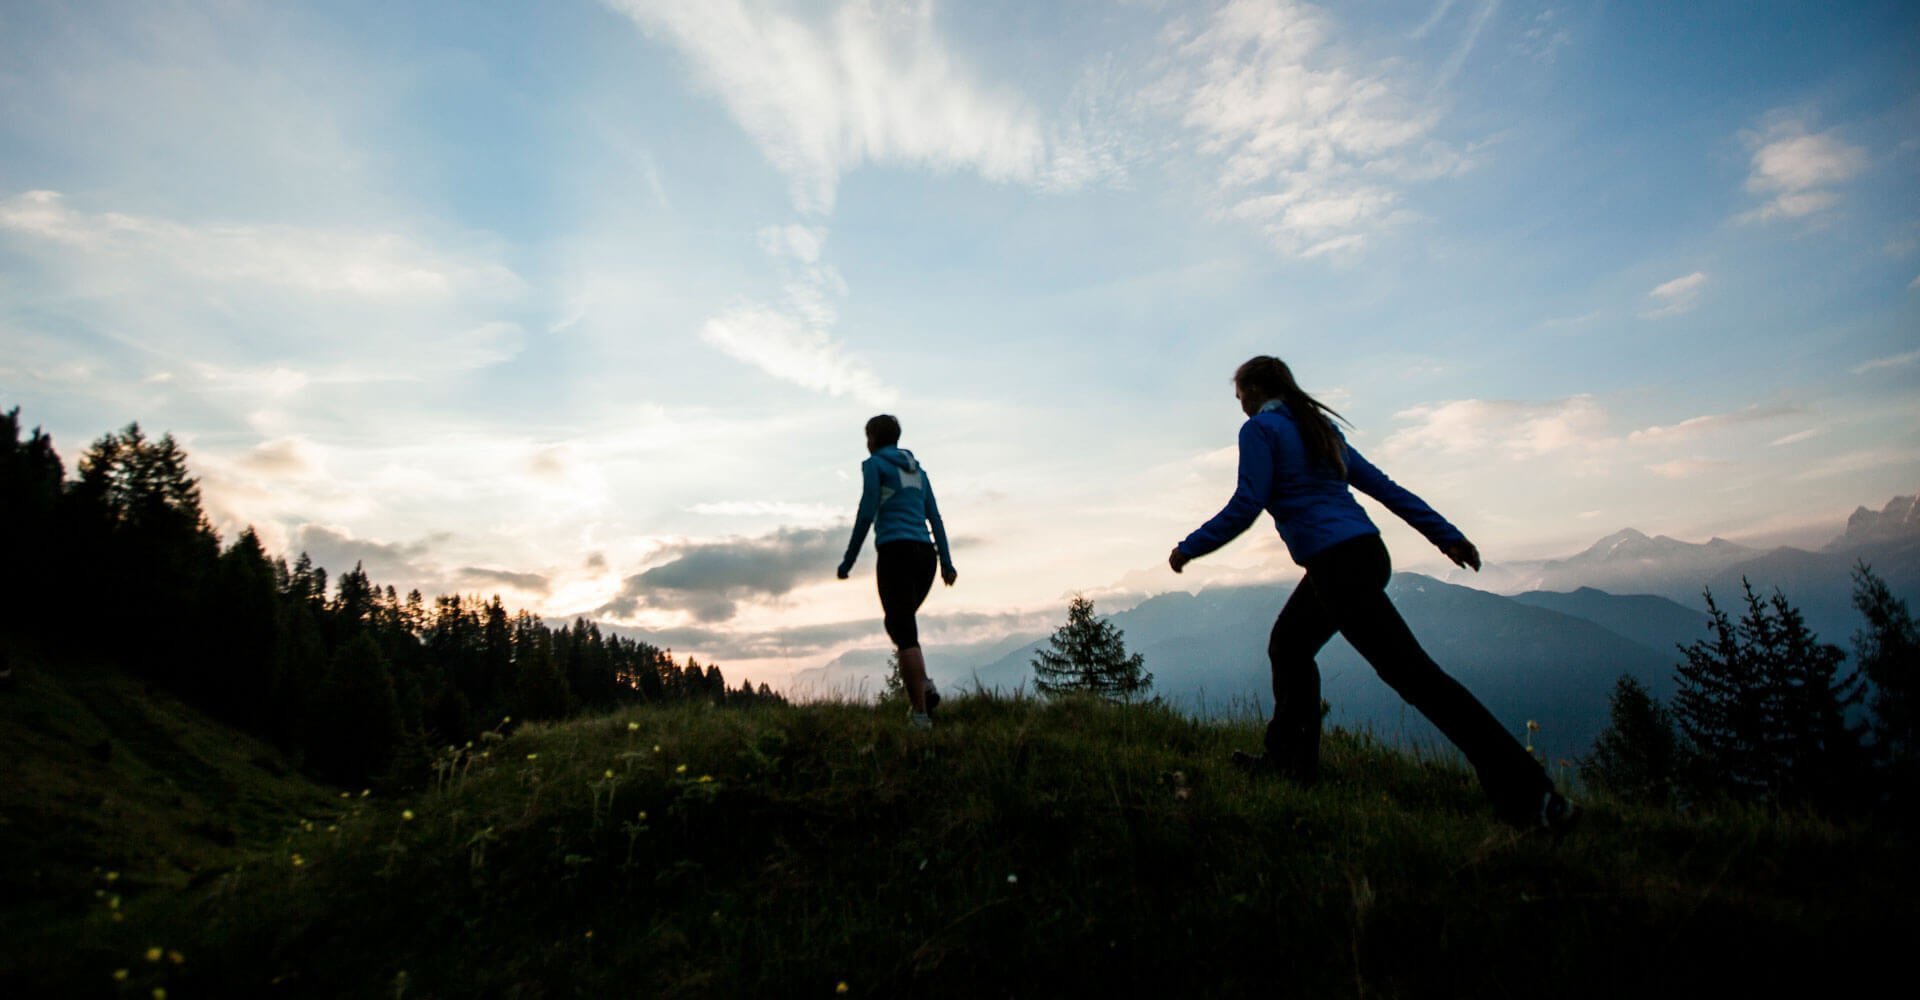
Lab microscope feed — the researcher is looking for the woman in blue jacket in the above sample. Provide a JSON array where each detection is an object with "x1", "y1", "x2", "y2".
[
  {"x1": 1171, "y1": 356, "x2": 1575, "y2": 831},
  {"x1": 839, "y1": 414, "x2": 957, "y2": 729}
]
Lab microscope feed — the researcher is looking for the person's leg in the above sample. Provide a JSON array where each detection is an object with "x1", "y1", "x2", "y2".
[
  {"x1": 878, "y1": 542, "x2": 939, "y2": 716},
  {"x1": 1310, "y1": 535, "x2": 1550, "y2": 820},
  {"x1": 1264, "y1": 579, "x2": 1338, "y2": 782}
]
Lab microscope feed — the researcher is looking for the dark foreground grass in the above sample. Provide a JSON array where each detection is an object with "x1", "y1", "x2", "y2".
[{"x1": 6, "y1": 690, "x2": 1914, "y2": 997}]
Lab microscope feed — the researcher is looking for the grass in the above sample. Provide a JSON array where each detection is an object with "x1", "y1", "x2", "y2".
[{"x1": 3, "y1": 671, "x2": 1912, "y2": 997}]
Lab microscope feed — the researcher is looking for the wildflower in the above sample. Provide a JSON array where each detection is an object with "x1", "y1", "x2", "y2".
[
  {"x1": 653, "y1": 744, "x2": 662, "y2": 754},
  {"x1": 1526, "y1": 720, "x2": 1540, "y2": 732},
  {"x1": 109, "y1": 895, "x2": 121, "y2": 909},
  {"x1": 291, "y1": 854, "x2": 305, "y2": 868},
  {"x1": 112, "y1": 912, "x2": 125, "y2": 923},
  {"x1": 153, "y1": 989, "x2": 168, "y2": 1000},
  {"x1": 113, "y1": 969, "x2": 129, "y2": 983},
  {"x1": 360, "y1": 789, "x2": 371, "y2": 798},
  {"x1": 339, "y1": 791, "x2": 351, "y2": 799},
  {"x1": 502, "y1": 716, "x2": 512, "y2": 724},
  {"x1": 105, "y1": 871, "x2": 120, "y2": 883},
  {"x1": 604, "y1": 769, "x2": 615, "y2": 779},
  {"x1": 637, "y1": 810, "x2": 648, "y2": 821},
  {"x1": 698, "y1": 775, "x2": 713, "y2": 783},
  {"x1": 527, "y1": 753, "x2": 539, "y2": 761},
  {"x1": 584, "y1": 930, "x2": 594, "y2": 940},
  {"x1": 302, "y1": 820, "x2": 314, "y2": 832},
  {"x1": 327, "y1": 824, "x2": 337, "y2": 833},
  {"x1": 675, "y1": 764, "x2": 687, "y2": 774},
  {"x1": 627, "y1": 721, "x2": 639, "y2": 732},
  {"x1": 167, "y1": 950, "x2": 184, "y2": 965},
  {"x1": 1006, "y1": 874, "x2": 1018, "y2": 884},
  {"x1": 837, "y1": 981, "x2": 850, "y2": 994},
  {"x1": 402, "y1": 809, "x2": 415, "y2": 822},
  {"x1": 481, "y1": 751, "x2": 491, "y2": 759},
  {"x1": 145, "y1": 947, "x2": 162, "y2": 963}
]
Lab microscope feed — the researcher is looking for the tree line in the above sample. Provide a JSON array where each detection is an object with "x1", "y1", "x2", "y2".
[
  {"x1": 1583, "y1": 570, "x2": 1917, "y2": 822},
  {"x1": 0, "y1": 407, "x2": 782, "y2": 785}
]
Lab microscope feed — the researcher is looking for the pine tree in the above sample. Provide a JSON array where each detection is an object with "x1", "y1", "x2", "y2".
[
  {"x1": 1581, "y1": 674, "x2": 1679, "y2": 805},
  {"x1": 1852, "y1": 563, "x2": 1918, "y2": 762},
  {"x1": 1031, "y1": 595, "x2": 1153, "y2": 701},
  {"x1": 1673, "y1": 579, "x2": 1866, "y2": 808},
  {"x1": 308, "y1": 633, "x2": 405, "y2": 782}
]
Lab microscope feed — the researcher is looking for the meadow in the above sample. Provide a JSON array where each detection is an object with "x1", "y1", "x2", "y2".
[{"x1": 3, "y1": 660, "x2": 1910, "y2": 997}]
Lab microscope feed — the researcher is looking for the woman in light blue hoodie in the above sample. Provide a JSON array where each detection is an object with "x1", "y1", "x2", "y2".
[{"x1": 838, "y1": 414, "x2": 957, "y2": 728}]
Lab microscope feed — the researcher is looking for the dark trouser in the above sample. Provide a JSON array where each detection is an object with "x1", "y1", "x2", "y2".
[
  {"x1": 876, "y1": 541, "x2": 936, "y2": 649},
  {"x1": 1267, "y1": 533, "x2": 1549, "y2": 819}
]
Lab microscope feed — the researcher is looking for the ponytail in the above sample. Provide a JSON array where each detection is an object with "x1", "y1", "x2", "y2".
[{"x1": 1233, "y1": 356, "x2": 1349, "y2": 478}]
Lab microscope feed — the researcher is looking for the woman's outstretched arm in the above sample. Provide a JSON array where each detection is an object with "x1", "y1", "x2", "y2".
[
  {"x1": 1344, "y1": 445, "x2": 1477, "y2": 566},
  {"x1": 1173, "y1": 420, "x2": 1274, "y2": 570},
  {"x1": 838, "y1": 460, "x2": 881, "y2": 578}
]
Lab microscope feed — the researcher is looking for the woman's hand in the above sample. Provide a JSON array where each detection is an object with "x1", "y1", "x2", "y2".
[
  {"x1": 942, "y1": 566, "x2": 958, "y2": 587},
  {"x1": 1168, "y1": 547, "x2": 1191, "y2": 574},
  {"x1": 1443, "y1": 540, "x2": 1481, "y2": 572}
]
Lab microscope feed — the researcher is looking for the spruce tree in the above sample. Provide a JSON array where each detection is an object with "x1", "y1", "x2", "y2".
[
  {"x1": 1673, "y1": 579, "x2": 1866, "y2": 807},
  {"x1": 1031, "y1": 595, "x2": 1153, "y2": 701},
  {"x1": 1581, "y1": 674, "x2": 1679, "y2": 805}
]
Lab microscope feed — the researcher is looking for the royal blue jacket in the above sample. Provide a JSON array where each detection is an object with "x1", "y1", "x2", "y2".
[
  {"x1": 840, "y1": 446, "x2": 955, "y2": 574},
  {"x1": 1178, "y1": 400, "x2": 1466, "y2": 566}
]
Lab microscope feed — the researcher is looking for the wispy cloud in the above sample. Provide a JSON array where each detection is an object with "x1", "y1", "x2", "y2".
[
  {"x1": 1768, "y1": 428, "x2": 1823, "y2": 447},
  {"x1": 602, "y1": 0, "x2": 1111, "y2": 215},
  {"x1": 1436, "y1": 0, "x2": 1503, "y2": 89},
  {"x1": 1381, "y1": 395, "x2": 1610, "y2": 459},
  {"x1": 1157, "y1": 0, "x2": 1462, "y2": 257},
  {"x1": 0, "y1": 190, "x2": 522, "y2": 300},
  {"x1": 1738, "y1": 113, "x2": 1867, "y2": 222},
  {"x1": 1854, "y1": 348, "x2": 1920, "y2": 374},
  {"x1": 687, "y1": 500, "x2": 841, "y2": 521},
  {"x1": 1646, "y1": 458, "x2": 1735, "y2": 480},
  {"x1": 1626, "y1": 404, "x2": 1798, "y2": 443},
  {"x1": 1643, "y1": 271, "x2": 1707, "y2": 318}
]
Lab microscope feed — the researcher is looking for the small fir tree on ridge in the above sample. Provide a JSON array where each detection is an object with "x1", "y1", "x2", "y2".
[{"x1": 1031, "y1": 595, "x2": 1153, "y2": 701}]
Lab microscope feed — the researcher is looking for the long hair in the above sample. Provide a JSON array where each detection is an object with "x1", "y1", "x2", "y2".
[{"x1": 1234, "y1": 356, "x2": 1349, "y2": 478}]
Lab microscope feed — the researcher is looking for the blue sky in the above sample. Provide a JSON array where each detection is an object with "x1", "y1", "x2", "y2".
[{"x1": 2, "y1": 0, "x2": 1916, "y2": 680}]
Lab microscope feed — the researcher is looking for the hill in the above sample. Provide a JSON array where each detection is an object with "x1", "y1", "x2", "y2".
[
  {"x1": 961, "y1": 575, "x2": 1686, "y2": 762},
  {"x1": 3, "y1": 685, "x2": 1910, "y2": 996}
]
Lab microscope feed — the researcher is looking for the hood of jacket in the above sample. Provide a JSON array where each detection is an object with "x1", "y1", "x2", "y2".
[{"x1": 872, "y1": 446, "x2": 919, "y2": 472}]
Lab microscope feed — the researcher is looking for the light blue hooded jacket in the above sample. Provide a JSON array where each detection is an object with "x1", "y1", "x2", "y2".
[{"x1": 840, "y1": 446, "x2": 955, "y2": 575}]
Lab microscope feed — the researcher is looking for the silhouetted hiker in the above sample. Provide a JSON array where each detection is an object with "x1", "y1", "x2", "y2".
[
  {"x1": 839, "y1": 414, "x2": 956, "y2": 729},
  {"x1": 1169, "y1": 356, "x2": 1577, "y2": 832}
]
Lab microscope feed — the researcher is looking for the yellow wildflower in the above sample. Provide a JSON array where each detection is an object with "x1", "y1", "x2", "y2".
[
  {"x1": 153, "y1": 989, "x2": 167, "y2": 1000},
  {"x1": 653, "y1": 744, "x2": 662, "y2": 754},
  {"x1": 339, "y1": 791, "x2": 351, "y2": 799},
  {"x1": 698, "y1": 775, "x2": 713, "y2": 784},
  {"x1": 604, "y1": 769, "x2": 615, "y2": 779},
  {"x1": 675, "y1": 764, "x2": 687, "y2": 774},
  {"x1": 637, "y1": 810, "x2": 648, "y2": 821},
  {"x1": 291, "y1": 854, "x2": 305, "y2": 868},
  {"x1": 527, "y1": 753, "x2": 539, "y2": 761},
  {"x1": 167, "y1": 950, "x2": 184, "y2": 965},
  {"x1": 402, "y1": 809, "x2": 415, "y2": 822},
  {"x1": 837, "y1": 982, "x2": 849, "y2": 994},
  {"x1": 584, "y1": 930, "x2": 594, "y2": 940},
  {"x1": 105, "y1": 871, "x2": 120, "y2": 883},
  {"x1": 360, "y1": 789, "x2": 371, "y2": 798},
  {"x1": 627, "y1": 721, "x2": 639, "y2": 732},
  {"x1": 109, "y1": 895, "x2": 121, "y2": 909},
  {"x1": 112, "y1": 969, "x2": 129, "y2": 982},
  {"x1": 145, "y1": 947, "x2": 162, "y2": 963}
]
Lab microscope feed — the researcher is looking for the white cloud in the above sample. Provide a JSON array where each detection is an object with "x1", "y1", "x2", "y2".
[
  {"x1": 0, "y1": 190, "x2": 523, "y2": 300},
  {"x1": 1625, "y1": 404, "x2": 1798, "y2": 443},
  {"x1": 1854, "y1": 349, "x2": 1920, "y2": 374},
  {"x1": 1768, "y1": 428, "x2": 1823, "y2": 447},
  {"x1": 757, "y1": 224, "x2": 827, "y2": 264},
  {"x1": 687, "y1": 500, "x2": 842, "y2": 521},
  {"x1": 1643, "y1": 270, "x2": 1707, "y2": 318},
  {"x1": 1646, "y1": 458, "x2": 1733, "y2": 480},
  {"x1": 1157, "y1": 0, "x2": 1459, "y2": 257},
  {"x1": 603, "y1": 0, "x2": 1111, "y2": 214},
  {"x1": 1739, "y1": 114, "x2": 1866, "y2": 222},
  {"x1": 1380, "y1": 395, "x2": 1611, "y2": 460},
  {"x1": 699, "y1": 305, "x2": 895, "y2": 405},
  {"x1": 1908, "y1": 273, "x2": 1919, "y2": 291}
]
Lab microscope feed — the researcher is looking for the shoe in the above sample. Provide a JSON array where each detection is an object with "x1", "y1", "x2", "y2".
[
  {"x1": 1232, "y1": 749, "x2": 1315, "y2": 786},
  {"x1": 909, "y1": 712, "x2": 933, "y2": 730},
  {"x1": 1536, "y1": 791, "x2": 1580, "y2": 835},
  {"x1": 925, "y1": 681, "x2": 941, "y2": 716}
]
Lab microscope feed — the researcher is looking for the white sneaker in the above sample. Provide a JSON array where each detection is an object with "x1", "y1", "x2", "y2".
[{"x1": 909, "y1": 712, "x2": 933, "y2": 730}]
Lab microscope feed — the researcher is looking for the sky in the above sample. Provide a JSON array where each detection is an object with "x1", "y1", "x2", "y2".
[{"x1": 2, "y1": 0, "x2": 1916, "y2": 684}]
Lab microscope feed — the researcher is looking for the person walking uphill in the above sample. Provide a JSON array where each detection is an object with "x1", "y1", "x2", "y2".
[
  {"x1": 1169, "y1": 356, "x2": 1577, "y2": 832},
  {"x1": 839, "y1": 414, "x2": 957, "y2": 730}
]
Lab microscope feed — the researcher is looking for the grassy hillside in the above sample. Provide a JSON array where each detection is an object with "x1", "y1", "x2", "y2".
[{"x1": 3, "y1": 672, "x2": 1912, "y2": 997}]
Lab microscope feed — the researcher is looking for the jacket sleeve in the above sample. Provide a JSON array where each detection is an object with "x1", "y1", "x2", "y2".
[
  {"x1": 1178, "y1": 420, "x2": 1274, "y2": 559},
  {"x1": 1345, "y1": 444, "x2": 1466, "y2": 549},
  {"x1": 922, "y1": 469, "x2": 955, "y2": 573},
  {"x1": 840, "y1": 459, "x2": 880, "y2": 572}
]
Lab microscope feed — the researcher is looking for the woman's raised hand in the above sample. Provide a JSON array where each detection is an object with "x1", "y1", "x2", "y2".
[{"x1": 1443, "y1": 540, "x2": 1481, "y2": 572}]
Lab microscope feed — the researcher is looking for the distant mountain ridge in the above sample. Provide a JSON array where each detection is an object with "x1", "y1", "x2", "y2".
[{"x1": 1828, "y1": 494, "x2": 1920, "y2": 552}]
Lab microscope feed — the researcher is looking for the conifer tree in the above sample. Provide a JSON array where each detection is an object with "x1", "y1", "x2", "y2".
[
  {"x1": 1674, "y1": 580, "x2": 1866, "y2": 807},
  {"x1": 1851, "y1": 563, "x2": 1919, "y2": 804},
  {"x1": 309, "y1": 633, "x2": 405, "y2": 782},
  {"x1": 1582, "y1": 674, "x2": 1679, "y2": 805},
  {"x1": 1031, "y1": 595, "x2": 1153, "y2": 701}
]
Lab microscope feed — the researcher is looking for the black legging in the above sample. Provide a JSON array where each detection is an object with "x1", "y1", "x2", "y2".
[
  {"x1": 1266, "y1": 533, "x2": 1549, "y2": 818},
  {"x1": 876, "y1": 541, "x2": 936, "y2": 649}
]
